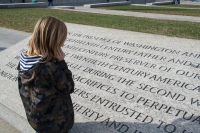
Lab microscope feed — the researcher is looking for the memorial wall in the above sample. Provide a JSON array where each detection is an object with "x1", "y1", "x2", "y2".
[
  {"x1": 0, "y1": 0, "x2": 123, "y2": 5},
  {"x1": 0, "y1": 23, "x2": 199, "y2": 133},
  {"x1": 0, "y1": 0, "x2": 156, "y2": 5}
]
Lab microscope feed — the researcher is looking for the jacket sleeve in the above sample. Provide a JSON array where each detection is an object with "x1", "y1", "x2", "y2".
[{"x1": 47, "y1": 60, "x2": 74, "y2": 96}]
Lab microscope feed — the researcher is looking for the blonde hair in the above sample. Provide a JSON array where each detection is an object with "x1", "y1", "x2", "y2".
[{"x1": 27, "y1": 16, "x2": 67, "y2": 62}]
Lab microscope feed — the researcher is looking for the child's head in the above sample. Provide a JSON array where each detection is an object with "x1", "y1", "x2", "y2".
[{"x1": 27, "y1": 16, "x2": 67, "y2": 61}]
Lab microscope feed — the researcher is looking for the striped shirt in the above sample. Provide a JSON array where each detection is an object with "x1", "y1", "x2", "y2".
[{"x1": 20, "y1": 52, "x2": 42, "y2": 71}]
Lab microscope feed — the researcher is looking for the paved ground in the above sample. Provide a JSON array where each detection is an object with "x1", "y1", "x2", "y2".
[
  {"x1": 0, "y1": 27, "x2": 30, "y2": 52},
  {"x1": 0, "y1": 1, "x2": 199, "y2": 132}
]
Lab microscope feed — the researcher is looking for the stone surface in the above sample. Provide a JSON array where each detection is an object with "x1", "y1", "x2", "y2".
[
  {"x1": 0, "y1": 117, "x2": 21, "y2": 133},
  {"x1": 0, "y1": 23, "x2": 200, "y2": 133},
  {"x1": 0, "y1": 0, "x2": 156, "y2": 6},
  {"x1": 0, "y1": 27, "x2": 31, "y2": 52},
  {"x1": 152, "y1": 1, "x2": 173, "y2": 5},
  {"x1": 0, "y1": 2, "x2": 47, "y2": 8},
  {"x1": 49, "y1": 6, "x2": 75, "y2": 9},
  {"x1": 0, "y1": 0, "x2": 119, "y2": 6},
  {"x1": 129, "y1": 0, "x2": 154, "y2": 4},
  {"x1": 84, "y1": 1, "x2": 131, "y2": 8},
  {"x1": 126, "y1": 0, "x2": 142, "y2": 4}
]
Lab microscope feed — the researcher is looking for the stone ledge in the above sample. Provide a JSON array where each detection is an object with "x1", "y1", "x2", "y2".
[
  {"x1": 84, "y1": 1, "x2": 131, "y2": 8},
  {"x1": 0, "y1": 117, "x2": 20, "y2": 133},
  {"x1": 152, "y1": 1, "x2": 173, "y2": 5},
  {"x1": 0, "y1": 2, "x2": 47, "y2": 9},
  {"x1": 49, "y1": 6, "x2": 75, "y2": 9},
  {"x1": 0, "y1": 103, "x2": 35, "y2": 133}
]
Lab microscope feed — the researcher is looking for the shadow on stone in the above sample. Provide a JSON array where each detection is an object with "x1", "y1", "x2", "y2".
[
  {"x1": 0, "y1": 47, "x2": 6, "y2": 52},
  {"x1": 70, "y1": 116, "x2": 198, "y2": 133}
]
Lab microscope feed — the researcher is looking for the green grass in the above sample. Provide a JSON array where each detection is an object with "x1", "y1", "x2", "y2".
[
  {"x1": 100, "y1": 5, "x2": 200, "y2": 17},
  {"x1": 159, "y1": 4, "x2": 200, "y2": 9},
  {"x1": 0, "y1": 8, "x2": 200, "y2": 40}
]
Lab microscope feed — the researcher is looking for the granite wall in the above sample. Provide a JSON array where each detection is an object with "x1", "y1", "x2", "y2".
[{"x1": 0, "y1": 0, "x2": 156, "y2": 5}]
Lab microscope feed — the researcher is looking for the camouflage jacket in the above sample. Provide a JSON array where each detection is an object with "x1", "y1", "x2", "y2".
[{"x1": 18, "y1": 60, "x2": 74, "y2": 133}]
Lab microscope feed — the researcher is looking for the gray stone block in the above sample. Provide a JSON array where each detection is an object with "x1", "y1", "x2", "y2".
[
  {"x1": 0, "y1": 0, "x2": 154, "y2": 6},
  {"x1": 0, "y1": 27, "x2": 31, "y2": 52},
  {"x1": 0, "y1": 117, "x2": 21, "y2": 133},
  {"x1": 84, "y1": 1, "x2": 131, "y2": 8},
  {"x1": 0, "y1": 0, "x2": 114, "y2": 6},
  {"x1": 129, "y1": 0, "x2": 145, "y2": 4},
  {"x1": 152, "y1": 1, "x2": 173, "y2": 5},
  {"x1": 49, "y1": 6, "x2": 75, "y2": 9},
  {"x1": 0, "y1": 2, "x2": 47, "y2": 8}
]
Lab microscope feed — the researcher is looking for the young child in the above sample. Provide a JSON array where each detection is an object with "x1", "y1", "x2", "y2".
[{"x1": 17, "y1": 16, "x2": 74, "y2": 133}]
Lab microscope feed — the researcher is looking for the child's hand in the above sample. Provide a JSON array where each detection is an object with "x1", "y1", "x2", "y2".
[{"x1": 56, "y1": 48, "x2": 65, "y2": 61}]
